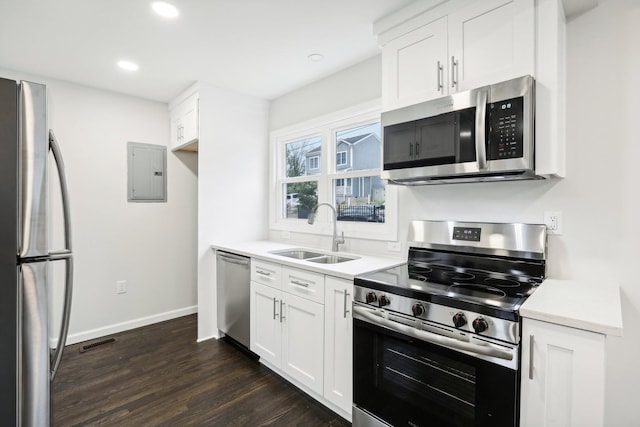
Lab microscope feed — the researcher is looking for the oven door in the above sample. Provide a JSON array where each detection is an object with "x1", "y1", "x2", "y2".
[{"x1": 352, "y1": 306, "x2": 519, "y2": 427}]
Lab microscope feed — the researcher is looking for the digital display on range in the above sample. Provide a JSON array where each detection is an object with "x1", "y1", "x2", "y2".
[{"x1": 453, "y1": 227, "x2": 481, "y2": 242}]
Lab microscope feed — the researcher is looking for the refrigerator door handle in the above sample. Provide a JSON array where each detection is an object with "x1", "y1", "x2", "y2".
[
  {"x1": 49, "y1": 256, "x2": 73, "y2": 379},
  {"x1": 48, "y1": 130, "x2": 74, "y2": 380},
  {"x1": 48, "y1": 131, "x2": 73, "y2": 253}
]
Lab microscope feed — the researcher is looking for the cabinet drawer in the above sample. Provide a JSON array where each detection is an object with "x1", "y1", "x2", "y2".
[
  {"x1": 251, "y1": 259, "x2": 282, "y2": 289},
  {"x1": 282, "y1": 266, "x2": 325, "y2": 304}
]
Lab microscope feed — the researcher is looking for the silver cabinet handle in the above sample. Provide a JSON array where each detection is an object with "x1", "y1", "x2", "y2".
[
  {"x1": 475, "y1": 90, "x2": 488, "y2": 170},
  {"x1": 280, "y1": 300, "x2": 286, "y2": 322},
  {"x1": 273, "y1": 297, "x2": 278, "y2": 320},
  {"x1": 415, "y1": 141, "x2": 420, "y2": 157},
  {"x1": 256, "y1": 269, "x2": 271, "y2": 276},
  {"x1": 529, "y1": 335, "x2": 535, "y2": 380},
  {"x1": 343, "y1": 290, "x2": 350, "y2": 318},
  {"x1": 451, "y1": 56, "x2": 458, "y2": 89},
  {"x1": 409, "y1": 142, "x2": 413, "y2": 158},
  {"x1": 291, "y1": 279, "x2": 310, "y2": 288},
  {"x1": 437, "y1": 60, "x2": 443, "y2": 92}
]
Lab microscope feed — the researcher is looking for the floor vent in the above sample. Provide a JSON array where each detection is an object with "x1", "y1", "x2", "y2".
[{"x1": 79, "y1": 337, "x2": 117, "y2": 353}]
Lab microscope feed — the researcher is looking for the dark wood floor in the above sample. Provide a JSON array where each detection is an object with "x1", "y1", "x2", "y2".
[{"x1": 53, "y1": 314, "x2": 350, "y2": 426}]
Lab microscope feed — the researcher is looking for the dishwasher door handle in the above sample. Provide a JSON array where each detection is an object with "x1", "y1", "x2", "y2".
[{"x1": 217, "y1": 253, "x2": 250, "y2": 267}]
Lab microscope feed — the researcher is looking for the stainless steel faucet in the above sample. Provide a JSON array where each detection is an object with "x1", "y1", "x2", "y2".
[{"x1": 307, "y1": 203, "x2": 345, "y2": 252}]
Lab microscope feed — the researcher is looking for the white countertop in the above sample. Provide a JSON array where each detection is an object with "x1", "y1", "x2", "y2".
[
  {"x1": 211, "y1": 240, "x2": 405, "y2": 280},
  {"x1": 520, "y1": 279, "x2": 623, "y2": 336}
]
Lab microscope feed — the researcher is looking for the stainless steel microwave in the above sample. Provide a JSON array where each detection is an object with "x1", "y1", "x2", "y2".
[{"x1": 381, "y1": 75, "x2": 539, "y2": 185}]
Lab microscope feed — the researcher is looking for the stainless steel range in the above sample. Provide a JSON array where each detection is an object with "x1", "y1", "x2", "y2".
[{"x1": 352, "y1": 220, "x2": 547, "y2": 427}]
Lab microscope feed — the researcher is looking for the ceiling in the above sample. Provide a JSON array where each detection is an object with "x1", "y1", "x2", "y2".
[{"x1": 0, "y1": 0, "x2": 414, "y2": 103}]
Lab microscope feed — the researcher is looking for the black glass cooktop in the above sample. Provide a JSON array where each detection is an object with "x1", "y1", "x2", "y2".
[{"x1": 354, "y1": 247, "x2": 545, "y2": 320}]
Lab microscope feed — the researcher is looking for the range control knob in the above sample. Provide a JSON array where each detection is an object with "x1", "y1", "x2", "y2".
[
  {"x1": 452, "y1": 312, "x2": 467, "y2": 328},
  {"x1": 412, "y1": 303, "x2": 425, "y2": 317},
  {"x1": 473, "y1": 318, "x2": 489, "y2": 333},
  {"x1": 378, "y1": 295, "x2": 390, "y2": 307},
  {"x1": 365, "y1": 292, "x2": 378, "y2": 304}
]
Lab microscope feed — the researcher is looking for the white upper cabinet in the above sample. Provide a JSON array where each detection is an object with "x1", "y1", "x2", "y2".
[
  {"x1": 382, "y1": 16, "x2": 448, "y2": 110},
  {"x1": 379, "y1": 0, "x2": 535, "y2": 111},
  {"x1": 448, "y1": 0, "x2": 534, "y2": 92},
  {"x1": 169, "y1": 91, "x2": 199, "y2": 151}
]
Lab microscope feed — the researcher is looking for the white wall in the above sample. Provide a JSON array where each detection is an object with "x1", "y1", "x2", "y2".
[
  {"x1": 268, "y1": 1, "x2": 640, "y2": 425},
  {"x1": 197, "y1": 83, "x2": 270, "y2": 341},
  {"x1": 1, "y1": 68, "x2": 198, "y2": 344}
]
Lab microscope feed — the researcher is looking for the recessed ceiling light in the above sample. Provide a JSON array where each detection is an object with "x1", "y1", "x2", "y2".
[
  {"x1": 117, "y1": 60, "x2": 139, "y2": 71},
  {"x1": 152, "y1": 1, "x2": 179, "y2": 18},
  {"x1": 308, "y1": 53, "x2": 324, "y2": 62}
]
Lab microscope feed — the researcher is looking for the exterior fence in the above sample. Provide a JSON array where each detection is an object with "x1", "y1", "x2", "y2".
[{"x1": 336, "y1": 204, "x2": 385, "y2": 223}]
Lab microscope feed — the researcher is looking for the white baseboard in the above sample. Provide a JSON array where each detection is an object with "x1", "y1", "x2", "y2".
[{"x1": 54, "y1": 306, "x2": 198, "y2": 347}]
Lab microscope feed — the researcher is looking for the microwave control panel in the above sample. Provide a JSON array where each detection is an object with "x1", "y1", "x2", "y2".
[{"x1": 488, "y1": 96, "x2": 524, "y2": 160}]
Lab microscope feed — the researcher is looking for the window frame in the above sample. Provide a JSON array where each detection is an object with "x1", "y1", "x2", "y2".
[
  {"x1": 308, "y1": 155, "x2": 320, "y2": 171},
  {"x1": 269, "y1": 100, "x2": 398, "y2": 242},
  {"x1": 336, "y1": 150, "x2": 348, "y2": 167}
]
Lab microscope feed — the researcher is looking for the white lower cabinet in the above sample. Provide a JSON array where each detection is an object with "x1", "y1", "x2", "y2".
[
  {"x1": 250, "y1": 280, "x2": 324, "y2": 395},
  {"x1": 250, "y1": 259, "x2": 355, "y2": 420},
  {"x1": 250, "y1": 281, "x2": 281, "y2": 367},
  {"x1": 323, "y1": 277, "x2": 353, "y2": 415},
  {"x1": 520, "y1": 318, "x2": 605, "y2": 427}
]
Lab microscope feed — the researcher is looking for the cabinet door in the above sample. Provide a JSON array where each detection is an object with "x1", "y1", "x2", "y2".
[
  {"x1": 169, "y1": 92, "x2": 199, "y2": 150},
  {"x1": 250, "y1": 281, "x2": 282, "y2": 367},
  {"x1": 520, "y1": 319, "x2": 605, "y2": 427},
  {"x1": 251, "y1": 259, "x2": 282, "y2": 289},
  {"x1": 382, "y1": 16, "x2": 448, "y2": 110},
  {"x1": 181, "y1": 93, "x2": 199, "y2": 145},
  {"x1": 323, "y1": 277, "x2": 353, "y2": 415},
  {"x1": 170, "y1": 113, "x2": 183, "y2": 150},
  {"x1": 282, "y1": 266, "x2": 325, "y2": 304},
  {"x1": 449, "y1": 0, "x2": 534, "y2": 92},
  {"x1": 281, "y1": 292, "x2": 324, "y2": 395}
]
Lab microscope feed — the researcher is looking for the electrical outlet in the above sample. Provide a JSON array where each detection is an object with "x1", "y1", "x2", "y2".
[
  {"x1": 544, "y1": 211, "x2": 562, "y2": 235},
  {"x1": 387, "y1": 241, "x2": 402, "y2": 252},
  {"x1": 116, "y1": 280, "x2": 127, "y2": 294},
  {"x1": 281, "y1": 231, "x2": 291, "y2": 239}
]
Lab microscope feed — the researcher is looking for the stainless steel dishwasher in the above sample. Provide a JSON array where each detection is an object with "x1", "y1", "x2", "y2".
[{"x1": 216, "y1": 250, "x2": 251, "y2": 348}]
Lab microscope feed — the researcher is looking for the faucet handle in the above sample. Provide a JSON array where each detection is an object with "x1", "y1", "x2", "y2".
[{"x1": 338, "y1": 231, "x2": 345, "y2": 244}]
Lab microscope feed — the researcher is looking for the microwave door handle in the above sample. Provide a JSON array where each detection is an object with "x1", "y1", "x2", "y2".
[{"x1": 475, "y1": 90, "x2": 488, "y2": 170}]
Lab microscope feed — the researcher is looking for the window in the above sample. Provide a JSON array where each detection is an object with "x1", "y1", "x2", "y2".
[
  {"x1": 270, "y1": 101, "x2": 397, "y2": 241},
  {"x1": 282, "y1": 136, "x2": 321, "y2": 219},
  {"x1": 308, "y1": 156, "x2": 319, "y2": 171}
]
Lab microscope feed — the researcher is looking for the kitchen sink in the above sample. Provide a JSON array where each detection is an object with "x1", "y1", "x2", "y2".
[
  {"x1": 269, "y1": 249, "x2": 359, "y2": 264},
  {"x1": 270, "y1": 249, "x2": 324, "y2": 260},
  {"x1": 306, "y1": 255, "x2": 358, "y2": 264}
]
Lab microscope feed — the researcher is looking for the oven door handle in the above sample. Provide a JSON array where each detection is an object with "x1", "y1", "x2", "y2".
[{"x1": 353, "y1": 305, "x2": 514, "y2": 361}]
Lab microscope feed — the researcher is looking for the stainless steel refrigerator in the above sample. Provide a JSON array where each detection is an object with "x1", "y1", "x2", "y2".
[{"x1": 0, "y1": 77, "x2": 74, "y2": 426}]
